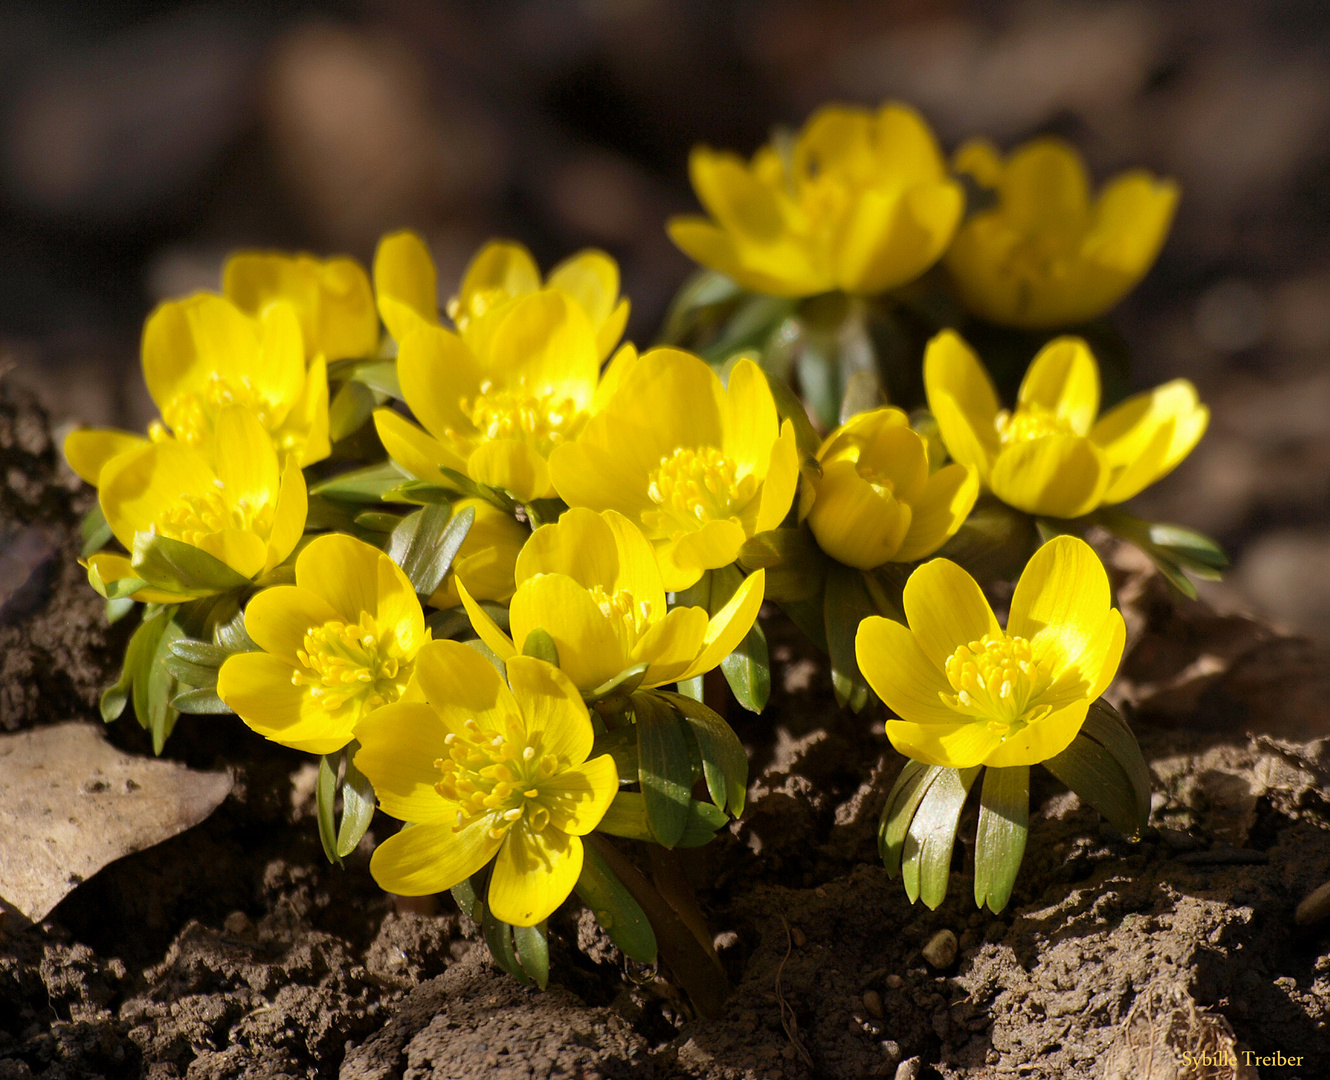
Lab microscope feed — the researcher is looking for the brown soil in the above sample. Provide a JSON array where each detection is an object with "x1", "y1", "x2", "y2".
[{"x1": 3, "y1": 386, "x2": 1330, "y2": 1080}]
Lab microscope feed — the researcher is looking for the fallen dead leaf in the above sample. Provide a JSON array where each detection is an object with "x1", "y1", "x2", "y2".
[{"x1": 0, "y1": 721, "x2": 233, "y2": 927}]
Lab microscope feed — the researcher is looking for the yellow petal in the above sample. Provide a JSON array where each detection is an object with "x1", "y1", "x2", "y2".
[
  {"x1": 689, "y1": 145, "x2": 783, "y2": 242},
  {"x1": 370, "y1": 816, "x2": 503, "y2": 896},
  {"x1": 755, "y1": 421, "x2": 800, "y2": 533},
  {"x1": 487, "y1": 824, "x2": 582, "y2": 927},
  {"x1": 467, "y1": 439, "x2": 552, "y2": 502},
  {"x1": 215, "y1": 405, "x2": 279, "y2": 511},
  {"x1": 98, "y1": 441, "x2": 215, "y2": 550},
  {"x1": 668, "y1": 217, "x2": 821, "y2": 298},
  {"x1": 395, "y1": 324, "x2": 481, "y2": 444},
  {"x1": 411, "y1": 639, "x2": 520, "y2": 735},
  {"x1": 277, "y1": 354, "x2": 330, "y2": 468},
  {"x1": 679, "y1": 568, "x2": 765, "y2": 681},
  {"x1": 265, "y1": 459, "x2": 307, "y2": 572},
  {"x1": 654, "y1": 538, "x2": 705, "y2": 593},
  {"x1": 295, "y1": 532, "x2": 384, "y2": 621},
  {"x1": 989, "y1": 435, "x2": 1109, "y2": 518},
  {"x1": 720, "y1": 358, "x2": 779, "y2": 479},
  {"x1": 63, "y1": 429, "x2": 146, "y2": 486},
  {"x1": 509, "y1": 575, "x2": 629, "y2": 691},
  {"x1": 981, "y1": 698, "x2": 1091, "y2": 769},
  {"x1": 634, "y1": 604, "x2": 710, "y2": 686},
  {"x1": 902, "y1": 558, "x2": 1001, "y2": 668},
  {"x1": 952, "y1": 138, "x2": 1004, "y2": 187},
  {"x1": 373, "y1": 408, "x2": 462, "y2": 486},
  {"x1": 374, "y1": 230, "x2": 439, "y2": 342},
  {"x1": 243, "y1": 585, "x2": 342, "y2": 663},
  {"x1": 217, "y1": 651, "x2": 353, "y2": 755},
  {"x1": 807, "y1": 460, "x2": 912, "y2": 569},
  {"x1": 253, "y1": 300, "x2": 306, "y2": 425},
  {"x1": 503, "y1": 655, "x2": 595, "y2": 763},
  {"x1": 458, "y1": 580, "x2": 518, "y2": 659},
  {"x1": 1000, "y1": 137, "x2": 1091, "y2": 235},
  {"x1": 483, "y1": 290, "x2": 600, "y2": 410},
  {"x1": 141, "y1": 294, "x2": 258, "y2": 416},
  {"x1": 884, "y1": 716, "x2": 1007, "y2": 769},
  {"x1": 1016, "y1": 337, "x2": 1101, "y2": 436},
  {"x1": 855, "y1": 615, "x2": 958, "y2": 726},
  {"x1": 1092, "y1": 380, "x2": 1208, "y2": 502},
  {"x1": 455, "y1": 240, "x2": 540, "y2": 315},
  {"x1": 923, "y1": 330, "x2": 1001, "y2": 473},
  {"x1": 591, "y1": 342, "x2": 638, "y2": 412},
  {"x1": 351, "y1": 701, "x2": 453, "y2": 821},
  {"x1": 548, "y1": 437, "x2": 656, "y2": 521},
  {"x1": 541, "y1": 755, "x2": 619, "y2": 836},
  {"x1": 197, "y1": 528, "x2": 267, "y2": 581},
  {"x1": 375, "y1": 549, "x2": 426, "y2": 656},
  {"x1": 548, "y1": 249, "x2": 618, "y2": 327},
  {"x1": 893, "y1": 463, "x2": 979, "y2": 563},
  {"x1": 671, "y1": 519, "x2": 748, "y2": 575},
  {"x1": 516, "y1": 508, "x2": 660, "y2": 605},
  {"x1": 595, "y1": 299, "x2": 630, "y2": 362},
  {"x1": 85, "y1": 552, "x2": 181, "y2": 604}
]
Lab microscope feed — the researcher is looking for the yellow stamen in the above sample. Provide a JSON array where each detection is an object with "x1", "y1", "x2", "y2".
[
  {"x1": 941, "y1": 631, "x2": 1056, "y2": 735},
  {"x1": 292, "y1": 611, "x2": 409, "y2": 714},
  {"x1": 642, "y1": 445, "x2": 758, "y2": 535},
  {"x1": 433, "y1": 721, "x2": 566, "y2": 837},
  {"x1": 996, "y1": 406, "x2": 1076, "y2": 446},
  {"x1": 153, "y1": 490, "x2": 272, "y2": 547},
  {"x1": 451, "y1": 381, "x2": 585, "y2": 458}
]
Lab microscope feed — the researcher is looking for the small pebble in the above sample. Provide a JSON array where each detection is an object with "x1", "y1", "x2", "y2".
[
  {"x1": 895, "y1": 1056, "x2": 922, "y2": 1080},
  {"x1": 921, "y1": 929, "x2": 958, "y2": 969},
  {"x1": 886, "y1": 973, "x2": 904, "y2": 989},
  {"x1": 1296, "y1": 879, "x2": 1330, "y2": 926},
  {"x1": 863, "y1": 989, "x2": 884, "y2": 1018},
  {"x1": 815, "y1": 886, "x2": 827, "y2": 898},
  {"x1": 223, "y1": 911, "x2": 252, "y2": 935},
  {"x1": 790, "y1": 926, "x2": 807, "y2": 947}
]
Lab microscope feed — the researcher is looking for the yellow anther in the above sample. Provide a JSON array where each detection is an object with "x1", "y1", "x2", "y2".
[
  {"x1": 291, "y1": 613, "x2": 410, "y2": 714},
  {"x1": 459, "y1": 384, "x2": 584, "y2": 457},
  {"x1": 153, "y1": 490, "x2": 272, "y2": 548},
  {"x1": 996, "y1": 407, "x2": 1077, "y2": 447},
  {"x1": 855, "y1": 464, "x2": 897, "y2": 501},
  {"x1": 590, "y1": 585, "x2": 652, "y2": 646},
  {"x1": 642, "y1": 445, "x2": 758, "y2": 535},
  {"x1": 941, "y1": 631, "x2": 1055, "y2": 730},
  {"x1": 432, "y1": 724, "x2": 563, "y2": 837}
]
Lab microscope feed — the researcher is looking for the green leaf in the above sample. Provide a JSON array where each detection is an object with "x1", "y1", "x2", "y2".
[
  {"x1": 737, "y1": 527, "x2": 825, "y2": 602},
  {"x1": 700, "y1": 295, "x2": 794, "y2": 365},
  {"x1": 582, "y1": 662, "x2": 648, "y2": 706},
  {"x1": 709, "y1": 565, "x2": 769, "y2": 713},
  {"x1": 1078, "y1": 699, "x2": 1152, "y2": 833},
  {"x1": 171, "y1": 687, "x2": 232, "y2": 714},
  {"x1": 310, "y1": 461, "x2": 409, "y2": 502},
  {"x1": 596, "y1": 792, "x2": 729, "y2": 848},
  {"x1": 349, "y1": 359, "x2": 402, "y2": 398},
  {"x1": 574, "y1": 842, "x2": 657, "y2": 964},
  {"x1": 796, "y1": 341, "x2": 839, "y2": 431},
  {"x1": 824, "y1": 562, "x2": 874, "y2": 711},
  {"x1": 591, "y1": 725, "x2": 639, "y2": 782},
  {"x1": 658, "y1": 268, "x2": 744, "y2": 346},
  {"x1": 101, "y1": 605, "x2": 171, "y2": 722},
  {"x1": 131, "y1": 533, "x2": 251, "y2": 596},
  {"x1": 163, "y1": 654, "x2": 219, "y2": 690},
  {"x1": 213, "y1": 608, "x2": 256, "y2": 654},
  {"x1": 878, "y1": 759, "x2": 937, "y2": 874},
  {"x1": 1044, "y1": 722, "x2": 1146, "y2": 839},
  {"x1": 633, "y1": 693, "x2": 693, "y2": 849},
  {"x1": 328, "y1": 380, "x2": 377, "y2": 442},
  {"x1": 974, "y1": 765, "x2": 1030, "y2": 913},
  {"x1": 482, "y1": 907, "x2": 532, "y2": 985},
  {"x1": 79, "y1": 504, "x2": 113, "y2": 558},
  {"x1": 512, "y1": 921, "x2": 550, "y2": 990},
  {"x1": 354, "y1": 510, "x2": 404, "y2": 533},
  {"x1": 169, "y1": 639, "x2": 231, "y2": 667},
  {"x1": 675, "y1": 675, "x2": 703, "y2": 702},
  {"x1": 99, "y1": 573, "x2": 150, "y2": 601},
  {"x1": 765, "y1": 371, "x2": 823, "y2": 460},
  {"x1": 779, "y1": 595, "x2": 827, "y2": 652},
  {"x1": 522, "y1": 628, "x2": 559, "y2": 666},
  {"x1": 388, "y1": 503, "x2": 474, "y2": 599},
  {"x1": 450, "y1": 875, "x2": 483, "y2": 922},
  {"x1": 143, "y1": 618, "x2": 185, "y2": 754},
  {"x1": 660, "y1": 691, "x2": 748, "y2": 816},
  {"x1": 839, "y1": 368, "x2": 884, "y2": 423},
  {"x1": 337, "y1": 746, "x2": 377, "y2": 858},
  {"x1": 105, "y1": 596, "x2": 135, "y2": 624},
  {"x1": 317, "y1": 751, "x2": 343, "y2": 866},
  {"x1": 902, "y1": 765, "x2": 980, "y2": 909}
]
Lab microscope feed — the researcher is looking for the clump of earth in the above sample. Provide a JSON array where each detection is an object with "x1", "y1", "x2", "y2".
[{"x1": 3, "y1": 381, "x2": 1328, "y2": 1080}]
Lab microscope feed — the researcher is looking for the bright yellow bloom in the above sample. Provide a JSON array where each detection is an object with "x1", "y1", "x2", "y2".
[
  {"x1": 427, "y1": 497, "x2": 529, "y2": 610},
  {"x1": 802, "y1": 407, "x2": 978, "y2": 569},
  {"x1": 223, "y1": 250, "x2": 379, "y2": 361},
  {"x1": 460, "y1": 508, "x2": 765, "y2": 693},
  {"x1": 372, "y1": 231, "x2": 629, "y2": 359},
  {"x1": 87, "y1": 406, "x2": 306, "y2": 603},
  {"x1": 353, "y1": 641, "x2": 618, "y2": 926},
  {"x1": 216, "y1": 533, "x2": 427, "y2": 754},
  {"x1": 668, "y1": 103, "x2": 963, "y2": 298},
  {"x1": 549, "y1": 350, "x2": 799, "y2": 591},
  {"x1": 856, "y1": 535, "x2": 1125, "y2": 768},
  {"x1": 64, "y1": 293, "x2": 330, "y2": 485},
  {"x1": 924, "y1": 331, "x2": 1208, "y2": 519},
  {"x1": 945, "y1": 137, "x2": 1179, "y2": 328}
]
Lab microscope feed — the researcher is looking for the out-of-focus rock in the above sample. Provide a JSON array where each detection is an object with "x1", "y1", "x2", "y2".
[{"x1": 1234, "y1": 529, "x2": 1330, "y2": 641}]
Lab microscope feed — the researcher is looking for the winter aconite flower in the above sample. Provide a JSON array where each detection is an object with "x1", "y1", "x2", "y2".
[
  {"x1": 802, "y1": 407, "x2": 979, "y2": 570},
  {"x1": 924, "y1": 331, "x2": 1208, "y2": 519},
  {"x1": 216, "y1": 533, "x2": 428, "y2": 754},
  {"x1": 223, "y1": 250, "x2": 379, "y2": 362},
  {"x1": 87, "y1": 406, "x2": 307, "y2": 602},
  {"x1": 64, "y1": 293, "x2": 330, "y2": 485},
  {"x1": 460, "y1": 508, "x2": 765, "y2": 693},
  {"x1": 549, "y1": 350, "x2": 798, "y2": 591},
  {"x1": 353, "y1": 641, "x2": 618, "y2": 926},
  {"x1": 856, "y1": 535, "x2": 1125, "y2": 768},
  {"x1": 372, "y1": 231, "x2": 628, "y2": 358},
  {"x1": 668, "y1": 103, "x2": 963, "y2": 297},
  {"x1": 944, "y1": 137, "x2": 1179, "y2": 329}
]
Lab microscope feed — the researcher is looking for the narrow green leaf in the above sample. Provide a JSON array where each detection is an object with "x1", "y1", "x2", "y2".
[
  {"x1": 450, "y1": 875, "x2": 483, "y2": 922},
  {"x1": 796, "y1": 344, "x2": 839, "y2": 431},
  {"x1": 657, "y1": 267, "x2": 744, "y2": 346},
  {"x1": 317, "y1": 751, "x2": 343, "y2": 866},
  {"x1": 88, "y1": 565, "x2": 149, "y2": 601},
  {"x1": 131, "y1": 533, "x2": 250, "y2": 596},
  {"x1": 336, "y1": 745, "x2": 377, "y2": 858},
  {"x1": 902, "y1": 766, "x2": 980, "y2": 909},
  {"x1": 105, "y1": 596, "x2": 135, "y2": 624},
  {"x1": 974, "y1": 765, "x2": 1030, "y2": 913},
  {"x1": 591, "y1": 725, "x2": 639, "y2": 782},
  {"x1": 522, "y1": 628, "x2": 559, "y2": 666},
  {"x1": 574, "y1": 842, "x2": 657, "y2": 964},
  {"x1": 824, "y1": 562, "x2": 874, "y2": 711},
  {"x1": 709, "y1": 565, "x2": 770, "y2": 713},
  {"x1": 633, "y1": 693, "x2": 692, "y2": 849},
  {"x1": 101, "y1": 605, "x2": 168, "y2": 722},
  {"x1": 839, "y1": 368, "x2": 883, "y2": 423},
  {"x1": 310, "y1": 461, "x2": 410, "y2": 502},
  {"x1": 596, "y1": 792, "x2": 729, "y2": 848},
  {"x1": 512, "y1": 922, "x2": 550, "y2": 990},
  {"x1": 700, "y1": 295, "x2": 794, "y2": 364},
  {"x1": 879, "y1": 759, "x2": 937, "y2": 874},
  {"x1": 675, "y1": 675, "x2": 703, "y2": 702},
  {"x1": 79, "y1": 504, "x2": 113, "y2": 558},
  {"x1": 482, "y1": 908, "x2": 532, "y2": 985},
  {"x1": 779, "y1": 595, "x2": 827, "y2": 652},
  {"x1": 1044, "y1": 730, "x2": 1144, "y2": 838},
  {"x1": 171, "y1": 687, "x2": 232, "y2": 714},
  {"x1": 350, "y1": 359, "x2": 402, "y2": 398},
  {"x1": 169, "y1": 639, "x2": 231, "y2": 667},
  {"x1": 660, "y1": 691, "x2": 748, "y2": 816},
  {"x1": 765, "y1": 371, "x2": 822, "y2": 460},
  {"x1": 145, "y1": 619, "x2": 185, "y2": 754},
  {"x1": 1078, "y1": 699, "x2": 1153, "y2": 833},
  {"x1": 213, "y1": 608, "x2": 256, "y2": 654},
  {"x1": 328, "y1": 380, "x2": 377, "y2": 442},
  {"x1": 354, "y1": 510, "x2": 404, "y2": 533},
  {"x1": 389, "y1": 503, "x2": 473, "y2": 599},
  {"x1": 163, "y1": 655, "x2": 219, "y2": 689},
  {"x1": 737, "y1": 527, "x2": 824, "y2": 601},
  {"x1": 582, "y1": 662, "x2": 648, "y2": 706}
]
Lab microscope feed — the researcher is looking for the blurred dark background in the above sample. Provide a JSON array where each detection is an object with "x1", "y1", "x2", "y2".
[{"x1": 4, "y1": 0, "x2": 1330, "y2": 635}]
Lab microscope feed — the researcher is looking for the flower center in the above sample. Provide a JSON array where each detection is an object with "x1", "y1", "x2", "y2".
[
  {"x1": 453, "y1": 382, "x2": 584, "y2": 458},
  {"x1": 642, "y1": 446, "x2": 757, "y2": 535},
  {"x1": 942, "y1": 632, "x2": 1056, "y2": 735},
  {"x1": 590, "y1": 585, "x2": 653, "y2": 646},
  {"x1": 153, "y1": 489, "x2": 271, "y2": 547},
  {"x1": 996, "y1": 407, "x2": 1076, "y2": 446},
  {"x1": 162, "y1": 375, "x2": 276, "y2": 448},
  {"x1": 856, "y1": 464, "x2": 897, "y2": 500},
  {"x1": 292, "y1": 612, "x2": 409, "y2": 714},
  {"x1": 434, "y1": 719, "x2": 562, "y2": 838}
]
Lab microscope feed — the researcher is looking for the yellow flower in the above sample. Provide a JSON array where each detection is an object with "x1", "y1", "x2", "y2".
[
  {"x1": 924, "y1": 331, "x2": 1208, "y2": 519},
  {"x1": 64, "y1": 293, "x2": 330, "y2": 485},
  {"x1": 944, "y1": 137, "x2": 1179, "y2": 328},
  {"x1": 216, "y1": 533, "x2": 427, "y2": 754},
  {"x1": 802, "y1": 407, "x2": 979, "y2": 569},
  {"x1": 549, "y1": 350, "x2": 799, "y2": 590},
  {"x1": 856, "y1": 535, "x2": 1125, "y2": 768},
  {"x1": 459, "y1": 508, "x2": 765, "y2": 693},
  {"x1": 223, "y1": 250, "x2": 379, "y2": 361},
  {"x1": 352, "y1": 641, "x2": 618, "y2": 926},
  {"x1": 668, "y1": 103, "x2": 963, "y2": 298},
  {"x1": 373, "y1": 231, "x2": 629, "y2": 359},
  {"x1": 87, "y1": 406, "x2": 306, "y2": 602},
  {"x1": 427, "y1": 497, "x2": 529, "y2": 610}
]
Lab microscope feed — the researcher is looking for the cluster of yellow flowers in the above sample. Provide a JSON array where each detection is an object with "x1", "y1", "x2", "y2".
[{"x1": 66, "y1": 99, "x2": 1214, "y2": 979}]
